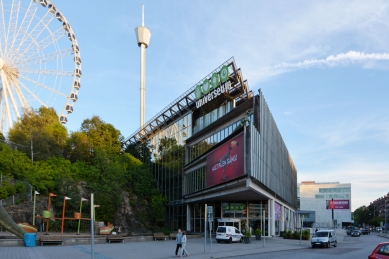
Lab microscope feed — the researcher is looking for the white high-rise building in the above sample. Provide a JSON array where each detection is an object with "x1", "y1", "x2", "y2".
[{"x1": 298, "y1": 181, "x2": 353, "y2": 228}]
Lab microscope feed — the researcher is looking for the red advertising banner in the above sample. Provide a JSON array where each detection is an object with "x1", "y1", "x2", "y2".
[
  {"x1": 326, "y1": 200, "x2": 350, "y2": 210},
  {"x1": 206, "y1": 133, "x2": 245, "y2": 187}
]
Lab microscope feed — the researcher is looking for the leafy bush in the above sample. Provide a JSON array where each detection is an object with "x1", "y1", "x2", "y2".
[{"x1": 245, "y1": 228, "x2": 251, "y2": 238}]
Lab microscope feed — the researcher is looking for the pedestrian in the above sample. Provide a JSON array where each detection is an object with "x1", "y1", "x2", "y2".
[
  {"x1": 315, "y1": 228, "x2": 318, "y2": 233},
  {"x1": 118, "y1": 226, "x2": 121, "y2": 235},
  {"x1": 175, "y1": 228, "x2": 182, "y2": 258},
  {"x1": 181, "y1": 231, "x2": 189, "y2": 257}
]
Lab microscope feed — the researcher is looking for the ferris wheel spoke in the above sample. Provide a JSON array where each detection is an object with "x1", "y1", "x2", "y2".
[
  {"x1": 0, "y1": 71, "x2": 14, "y2": 128},
  {"x1": 19, "y1": 75, "x2": 68, "y2": 98},
  {"x1": 22, "y1": 27, "x2": 67, "y2": 61},
  {"x1": 0, "y1": 0, "x2": 7, "y2": 57},
  {"x1": 5, "y1": 82, "x2": 21, "y2": 119},
  {"x1": 13, "y1": 11, "x2": 54, "y2": 62},
  {"x1": 5, "y1": 0, "x2": 21, "y2": 59},
  {"x1": 10, "y1": 80, "x2": 30, "y2": 114},
  {"x1": 8, "y1": 1, "x2": 39, "y2": 58},
  {"x1": 17, "y1": 79, "x2": 46, "y2": 107},
  {"x1": 15, "y1": 48, "x2": 73, "y2": 68},
  {"x1": 19, "y1": 68, "x2": 73, "y2": 77}
]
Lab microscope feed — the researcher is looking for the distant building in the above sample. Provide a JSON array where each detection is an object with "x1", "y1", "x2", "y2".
[
  {"x1": 368, "y1": 194, "x2": 389, "y2": 220},
  {"x1": 298, "y1": 181, "x2": 353, "y2": 228}
]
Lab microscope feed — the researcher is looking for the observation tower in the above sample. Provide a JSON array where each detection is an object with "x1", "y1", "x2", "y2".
[{"x1": 135, "y1": 4, "x2": 151, "y2": 128}]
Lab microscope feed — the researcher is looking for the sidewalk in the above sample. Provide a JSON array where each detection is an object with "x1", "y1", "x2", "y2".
[
  {"x1": 0, "y1": 228, "x2": 348, "y2": 259},
  {"x1": 0, "y1": 234, "x2": 315, "y2": 259}
]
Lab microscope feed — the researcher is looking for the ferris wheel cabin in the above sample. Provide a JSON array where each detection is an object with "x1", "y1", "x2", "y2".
[
  {"x1": 56, "y1": 12, "x2": 63, "y2": 22},
  {"x1": 63, "y1": 22, "x2": 70, "y2": 32},
  {"x1": 74, "y1": 56, "x2": 81, "y2": 65},
  {"x1": 48, "y1": 4, "x2": 56, "y2": 14},
  {"x1": 70, "y1": 93, "x2": 78, "y2": 101},
  {"x1": 59, "y1": 116, "x2": 68, "y2": 124},
  {"x1": 75, "y1": 68, "x2": 81, "y2": 78},
  {"x1": 73, "y1": 80, "x2": 81, "y2": 90},
  {"x1": 66, "y1": 105, "x2": 74, "y2": 113},
  {"x1": 39, "y1": 0, "x2": 47, "y2": 7}
]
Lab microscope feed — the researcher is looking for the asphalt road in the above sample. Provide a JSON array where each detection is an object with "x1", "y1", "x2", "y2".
[{"x1": 233, "y1": 232, "x2": 383, "y2": 259}]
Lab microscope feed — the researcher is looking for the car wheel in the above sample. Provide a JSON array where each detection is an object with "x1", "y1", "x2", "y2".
[
  {"x1": 217, "y1": 240, "x2": 220, "y2": 243},
  {"x1": 327, "y1": 241, "x2": 330, "y2": 248},
  {"x1": 240, "y1": 237, "x2": 243, "y2": 243},
  {"x1": 334, "y1": 241, "x2": 337, "y2": 247},
  {"x1": 311, "y1": 245, "x2": 315, "y2": 248},
  {"x1": 229, "y1": 237, "x2": 232, "y2": 244}
]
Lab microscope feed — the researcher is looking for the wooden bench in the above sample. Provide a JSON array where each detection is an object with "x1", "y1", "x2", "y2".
[
  {"x1": 40, "y1": 235, "x2": 63, "y2": 246},
  {"x1": 153, "y1": 232, "x2": 166, "y2": 241},
  {"x1": 107, "y1": 234, "x2": 124, "y2": 243},
  {"x1": 169, "y1": 232, "x2": 177, "y2": 240}
]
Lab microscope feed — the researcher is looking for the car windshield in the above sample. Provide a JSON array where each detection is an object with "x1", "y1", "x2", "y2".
[{"x1": 315, "y1": 232, "x2": 329, "y2": 237}]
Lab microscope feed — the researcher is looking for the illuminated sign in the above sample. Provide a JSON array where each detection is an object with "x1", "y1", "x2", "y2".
[
  {"x1": 326, "y1": 200, "x2": 350, "y2": 210},
  {"x1": 195, "y1": 65, "x2": 232, "y2": 109},
  {"x1": 206, "y1": 133, "x2": 244, "y2": 187}
]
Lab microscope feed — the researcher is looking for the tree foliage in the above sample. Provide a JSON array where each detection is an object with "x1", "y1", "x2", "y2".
[
  {"x1": 8, "y1": 107, "x2": 67, "y2": 161},
  {"x1": 1, "y1": 110, "x2": 166, "y2": 230}
]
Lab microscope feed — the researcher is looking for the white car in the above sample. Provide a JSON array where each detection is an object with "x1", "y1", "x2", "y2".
[
  {"x1": 311, "y1": 230, "x2": 337, "y2": 248},
  {"x1": 216, "y1": 226, "x2": 243, "y2": 243}
]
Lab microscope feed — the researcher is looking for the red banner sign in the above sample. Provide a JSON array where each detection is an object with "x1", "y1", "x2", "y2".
[
  {"x1": 326, "y1": 200, "x2": 350, "y2": 210},
  {"x1": 206, "y1": 133, "x2": 244, "y2": 187}
]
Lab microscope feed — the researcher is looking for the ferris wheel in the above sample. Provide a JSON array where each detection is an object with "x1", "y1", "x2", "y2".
[{"x1": 0, "y1": 0, "x2": 81, "y2": 134}]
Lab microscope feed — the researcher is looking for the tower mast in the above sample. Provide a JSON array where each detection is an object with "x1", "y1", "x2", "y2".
[{"x1": 135, "y1": 4, "x2": 151, "y2": 128}]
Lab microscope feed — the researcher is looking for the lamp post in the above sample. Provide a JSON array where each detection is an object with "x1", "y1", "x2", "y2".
[
  {"x1": 384, "y1": 199, "x2": 388, "y2": 233},
  {"x1": 77, "y1": 198, "x2": 88, "y2": 235},
  {"x1": 32, "y1": 190, "x2": 39, "y2": 226},
  {"x1": 45, "y1": 193, "x2": 56, "y2": 235},
  {"x1": 61, "y1": 196, "x2": 71, "y2": 234}
]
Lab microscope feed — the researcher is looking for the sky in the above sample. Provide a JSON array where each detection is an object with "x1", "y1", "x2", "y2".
[{"x1": 7, "y1": 0, "x2": 389, "y2": 211}]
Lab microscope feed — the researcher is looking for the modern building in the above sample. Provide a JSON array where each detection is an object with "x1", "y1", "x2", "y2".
[
  {"x1": 298, "y1": 181, "x2": 353, "y2": 228},
  {"x1": 124, "y1": 58, "x2": 298, "y2": 236}
]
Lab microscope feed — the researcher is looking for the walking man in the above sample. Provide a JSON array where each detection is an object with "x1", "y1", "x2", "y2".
[{"x1": 175, "y1": 229, "x2": 182, "y2": 257}]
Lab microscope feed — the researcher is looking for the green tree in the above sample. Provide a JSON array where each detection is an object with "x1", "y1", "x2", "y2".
[
  {"x1": 65, "y1": 116, "x2": 123, "y2": 162},
  {"x1": 8, "y1": 107, "x2": 67, "y2": 161}
]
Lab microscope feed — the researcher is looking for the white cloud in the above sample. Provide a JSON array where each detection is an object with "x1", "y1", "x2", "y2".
[
  {"x1": 270, "y1": 51, "x2": 389, "y2": 69},
  {"x1": 284, "y1": 111, "x2": 293, "y2": 115}
]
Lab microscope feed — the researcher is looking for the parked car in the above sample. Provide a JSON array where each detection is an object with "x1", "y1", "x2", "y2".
[
  {"x1": 216, "y1": 226, "x2": 243, "y2": 243},
  {"x1": 368, "y1": 242, "x2": 389, "y2": 258},
  {"x1": 311, "y1": 230, "x2": 337, "y2": 248},
  {"x1": 351, "y1": 230, "x2": 361, "y2": 237},
  {"x1": 361, "y1": 229, "x2": 370, "y2": 235},
  {"x1": 376, "y1": 227, "x2": 382, "y2": 232},
  {"x1": 346, "y1": 228, "x2": 352, "y2": 235}
]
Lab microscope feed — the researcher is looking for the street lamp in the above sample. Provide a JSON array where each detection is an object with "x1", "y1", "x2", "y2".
[{"x1": 32, "y1": 190, "x2": 39, "y2": 226}]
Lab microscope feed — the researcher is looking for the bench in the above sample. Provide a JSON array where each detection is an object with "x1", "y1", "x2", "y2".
[
  {"x1": 169, "y1": 232, "x2": 177, "y2": 240},
  {"x1": 40, "y1": 235, "x2": 63, "y2": 246},
  {"x1": 153, "y1": 232, "x2": 166, "y2": 241},
  {"x1": 107, "y1": 235, "x2": 124, "y2": 243}
]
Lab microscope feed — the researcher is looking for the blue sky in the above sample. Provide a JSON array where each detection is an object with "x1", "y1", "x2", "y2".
[{"x1": 34, "y1": 1, "x2": 389, "y2": 211}]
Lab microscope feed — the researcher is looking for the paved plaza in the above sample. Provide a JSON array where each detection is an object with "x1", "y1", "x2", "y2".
[{"x1": 0, "y1": 231, "x2": 317, "y2": 259}]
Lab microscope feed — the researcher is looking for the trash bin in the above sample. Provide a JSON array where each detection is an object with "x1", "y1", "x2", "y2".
[{"x1": 24, "y1": 233, "x2": 36, "y2": 247}]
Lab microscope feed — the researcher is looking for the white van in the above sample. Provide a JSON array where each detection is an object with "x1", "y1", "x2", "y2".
[
  {"x1": 216, "y1": 226, "x2": 243, "y2": 243},
  {"x1": 311, "y1": 230, "x2": 337, "y2": 248}
]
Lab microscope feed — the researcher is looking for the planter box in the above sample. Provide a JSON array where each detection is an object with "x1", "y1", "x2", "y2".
[
  {"x1": 244, "y1": 237, "x2": 251, "y2": 244},
  {"x1": 255, "y1": 235, "x2": 261, "y2": 240}
]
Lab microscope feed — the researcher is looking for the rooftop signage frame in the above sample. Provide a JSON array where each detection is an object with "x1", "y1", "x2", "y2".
[{"x1": 124, "y1": 57, "x2": 250, "y2": 148}]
